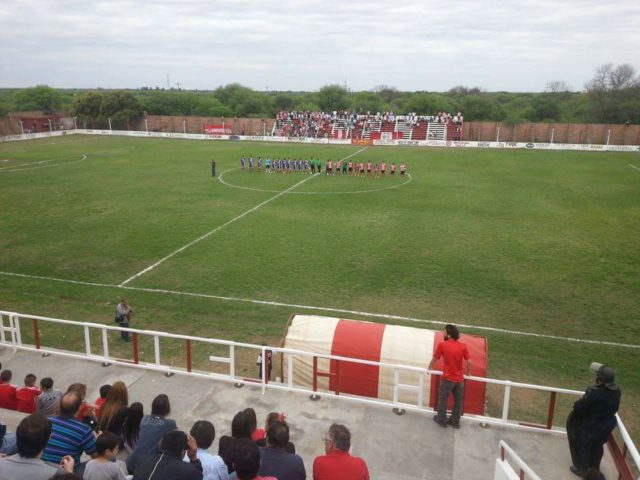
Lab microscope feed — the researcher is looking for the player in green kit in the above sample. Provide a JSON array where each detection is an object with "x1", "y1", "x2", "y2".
[
  {"x1": 342, "y1": 160, "x2": 348, "y2": 176},
  {"x1": 316, "y1": 158, "x2": 322, "y2": 175}
]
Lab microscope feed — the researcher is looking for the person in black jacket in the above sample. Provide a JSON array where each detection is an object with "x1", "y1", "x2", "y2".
[
  {"x1": 567, "y1": 362, "x2": 621, "y2": 477},
  {"x1": 132, "y1": 430, "x2": 202, "y2": 480}
]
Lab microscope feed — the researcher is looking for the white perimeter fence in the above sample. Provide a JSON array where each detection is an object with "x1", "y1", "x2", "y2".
[
  {"x1": 1, "y1": 129, "x2": 639, "y2": 153},
  {"x1": 0, "y1": 310, "x2": 637, "y2": 479}
]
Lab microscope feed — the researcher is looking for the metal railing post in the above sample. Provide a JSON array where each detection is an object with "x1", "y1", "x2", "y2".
[
  {"x1": 503, "y1": 382, "x2": 512, "y2": 421},
  {"x1": 261, "y1": 346, "x2": 266, "y2": 395},
  {"x1": 32, "y1": 318, "x2": 41, "y2": 349},
  {"x1": 84, "y1": 326, "x2": 91, "y2": 356},
  {"x1": 154, "y1": 335, "x2": 160, "y2": 366},
  {"x1": 393, "y1": 369, "x2": 399, "y2": 404},
  {"x1": 101, "y1": 327, "x2": 109, "y2": 361},
  {"x1": 287, "y1": 354, "x2": 293, "y2": 388},
  {"x1": 186, "y1": 339, "x2": 192, "y2": 373},
  {"x1": 133, "y1": 333, "x2": 139, "y2": 364},
  {"x1": 229, "y1": 344, "x2": 235, "y2": 378},
  {"x1": 546, "y1": 391, "x2": 557, "y2": 429}
]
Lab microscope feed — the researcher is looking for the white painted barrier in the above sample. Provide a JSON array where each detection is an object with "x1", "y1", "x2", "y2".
[
  {"x1": 495, "y1": 440, "x2": 542, "y2": 480},
  {"x1": 2, "y1": 129, "x2": 638, "y2": 152}
]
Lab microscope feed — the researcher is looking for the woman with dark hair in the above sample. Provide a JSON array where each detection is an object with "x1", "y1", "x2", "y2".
[
  {"x1": 218, "y1": 410, "x2": 252, "y2": 474},
  {"x1": 125, "y1": 394, "x2": 176, "y2": 475},
  {"x1": 256, "y1": 412, "x2": 296, "y2": 453},
  {"x1": 123, "y1": 402, "x2": 144, "y2": 453},
  {"x1": 243, "y1": 407, "x2": 265, "y2": 442},
  {"x1": 97, "y1": 381, "x2": 129, "y2": 439}
]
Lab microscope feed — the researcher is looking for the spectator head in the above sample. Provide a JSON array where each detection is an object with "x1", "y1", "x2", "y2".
[
  {"x1": 151, "y1": 394, "x2": 170, "y2": 417},
  {"x1": 444, "y1": 324, "x2": 460, "y2": 341},
  {"x1": 265, "y1": 412, "x2": 286, "y2": 431},
  {"x1": 266, "y1": 420, "x2": 289, "y2": 449},
  {"x1": 95, "y1": 431, "x2": 120, "y2": 458},
  {"x1": 123, "y1": 402, "x2": 144, "y2": 447},
  {"x1": 99, "y1": 384, "x2": 112, "y2": 399},
  {"x1": 40, "y1": 377, "x2": 53, "y2": 391},
  {"x1": 326, "y1": 423, "x2": 351, "y2": 452},
  {"x1": 232, "y1": 438, "x2": 261, "y2": 480},
  {"x1": 49, "y1": 474, "x2": 82, "y2": 480},
  {"x1": 105, "y1": 381, "x2": 128, "y2": 405},
  {"x1": 243, "y1": 407, "x2": 258, "y2": 433},
  {"x1": 65, "y1": 383, "x2": 87, "y2": 400},
  {"x1": 24, "y1": 373, "x2": 37, "y2": 387},
  {"x1": 59, "y1": 392, "x2": 82, "y2": 416},
  {"x1": 159, "y1": 430, "x2": 188, "y2": 459},
  {"x1": 190, "y1": 420, "x2": 215, "y2": 450},
  {"x1": 16, "y1": 413, "x2": 52, "y2": 458},
  {"x1": 1, "y1": 369, "x2": 12, "y2": 383},
  {"x1": 231, "y1": 411, "x2": 252, "y2": 439}
]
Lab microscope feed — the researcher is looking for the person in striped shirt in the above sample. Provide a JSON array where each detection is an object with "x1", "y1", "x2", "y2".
[{"x1": 41, "y1": 392, "x2": 97, "y2": 467}]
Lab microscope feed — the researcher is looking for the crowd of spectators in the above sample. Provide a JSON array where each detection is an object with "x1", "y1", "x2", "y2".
[
  {"x1": 275, "y1": 110, "x2": 463, "y2": 139},
  {"x1": 0, "y1": 363, "x2": 370, "y2": 480}
]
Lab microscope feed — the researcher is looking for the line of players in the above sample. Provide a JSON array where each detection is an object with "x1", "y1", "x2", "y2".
[{"x1": 240, "y1": 156, "x2": 407, "y2": 177}]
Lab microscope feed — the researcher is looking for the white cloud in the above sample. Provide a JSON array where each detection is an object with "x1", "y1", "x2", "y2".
[{"x1": 1, "y1": 0, "x2": 639, "y2": 91}]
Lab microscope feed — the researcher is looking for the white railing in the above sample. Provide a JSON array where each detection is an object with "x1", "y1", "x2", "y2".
[
  {"x1": 0, "y1": 309, "x2": 638, "y2": 478},
  {"x1": 496, "y1": 440, "x2": 542, "y2": 480}
]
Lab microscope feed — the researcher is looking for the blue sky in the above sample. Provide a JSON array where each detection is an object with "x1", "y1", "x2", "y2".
[{"x1": 1, "y1": 0, "x2": 639, "y2": 92}]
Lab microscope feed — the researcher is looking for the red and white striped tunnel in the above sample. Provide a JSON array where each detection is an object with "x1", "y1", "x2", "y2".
[{"x1": 282, "y1": 315, "x2": 487, "y2": 415}]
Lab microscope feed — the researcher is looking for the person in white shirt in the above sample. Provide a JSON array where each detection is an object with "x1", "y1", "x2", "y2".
[{"x1": 183, "y1": 420, "x2": 228, "y2": 480}]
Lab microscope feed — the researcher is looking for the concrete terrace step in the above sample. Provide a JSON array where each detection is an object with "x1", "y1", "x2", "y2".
[{"x1": 0, "y1": 347, "x2": 618, "y2": 480}]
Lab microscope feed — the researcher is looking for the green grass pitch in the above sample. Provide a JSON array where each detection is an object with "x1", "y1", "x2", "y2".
[{"x1": 1, "y1": 135, "x2": 639, "y2": 439}]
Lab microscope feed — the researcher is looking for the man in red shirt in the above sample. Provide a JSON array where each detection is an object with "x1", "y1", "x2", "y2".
[
  {"x1": 313, "y1": 423, "x2": 369, "y2": 480},
  {"x1": 16, "y1": 373, "x2": 41, "y2": 413},
  {"x1": 0, "y1": 369, "x2": 18, "y2": 410},
  {"x1": 428, "y1": 324, "x2": 471, "y2": 428}
]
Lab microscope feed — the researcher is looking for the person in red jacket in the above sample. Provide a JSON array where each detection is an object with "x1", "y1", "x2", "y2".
[
  {"x1": 16, "y1": 373, "x2": 41, "y2": 413},
  {"x1": 313, "y1": 424, "x2": 369, "y2": 480},
  {"x1": 429, "y1": 324, "x2": 472, "y2": 428},
  {"x1": 0, "y1": 370, "x2": 18, "y2": 410}
]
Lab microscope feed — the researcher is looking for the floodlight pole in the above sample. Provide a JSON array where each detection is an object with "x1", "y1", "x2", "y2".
[
  {"x1": 550, "y1": 128, "x2": 554, "y2": 144},
  {"x1": 606, "y1": 129, "x2": 610, "y2": 146},
  {"x1": 183, "y1": 119, "x2": 186, "y2": 134},
  {"x1": 496, "y1": 127, "x2": 500, "y2": 142},
  {"x1": 73, "y1": 116, "x2": 77, "y2": 130},
  {"x1": 48, "y1": 119, "x2": 52, "y2": 133},
  {"x1": 145, "y1": 119, "x2": 148, "y2": 133},
  {"x1": 19, "y1": 120, "x2": 24, "y2": 135},
  {"x1": 108, "y1": 118, "x2": 112, "y2": 132}
]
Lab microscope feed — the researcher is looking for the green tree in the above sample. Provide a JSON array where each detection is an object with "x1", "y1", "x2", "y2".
[
  {"x1": 14, "y1": 85, "x2": 63, "y2": 113},
  {"x1": 193, "y1": 95, "x2": 233, "y2": 117},
  {"x1": 531, "y1": 94, "x2": 560, "y2": 122},
  {"x1": 274, "y1": 93, "x2": 297, "y2": 111},
  {"x1": 402, "y1": 92, "x2": 455, "y2": 115},
  {"x1": 351, "y1": 92, "x2": 388, "y2": 113},
  {"x1": 100, "y1": 91, "x2": 143, "y2": 129},
  {"x1": 316, "y1": 85, "x2": 350, "y2": 111},
  {"x1": 70, "y1": 92, "x2": 104, "y2": 127},
  {"x1": 585, "y1": 63, "x2": 640, "y2": 123},
  {"x1": 461, "y1": 95, "x2": 504, "y2": 121}
]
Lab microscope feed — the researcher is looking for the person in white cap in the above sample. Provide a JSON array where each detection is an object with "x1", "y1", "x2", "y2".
[{"x1": 566, "y1": 362, "x2": 621, "y2": 477}]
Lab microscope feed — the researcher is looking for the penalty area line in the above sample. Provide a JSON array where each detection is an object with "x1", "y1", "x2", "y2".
[
  {"x1": 1, "y1": 270, "x2": 639, "y2": 350},
  {"x1": 628, "y1": 164, "x2": 640, "y2": 172}
]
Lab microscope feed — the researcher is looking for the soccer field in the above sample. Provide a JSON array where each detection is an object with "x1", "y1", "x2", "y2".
[{"x1": 1, "y1": 135, "x2": 639, "y2": 437}]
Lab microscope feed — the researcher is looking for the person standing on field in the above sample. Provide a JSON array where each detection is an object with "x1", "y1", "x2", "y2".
[
  {"x1": 211, "y1": 160, "x2": 216, "y2": 177},
  {"x1": 115, "y1": 299, "x2": 133, "y2": 342},
  {"x1": 428, "y1": 324, "x2": 471, "y2": 428}
]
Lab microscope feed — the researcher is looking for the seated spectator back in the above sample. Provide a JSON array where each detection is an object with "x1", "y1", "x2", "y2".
[
  {"x1": 125, "y1": 393, "x2": 176, "y2": 475},
  {"x1": 313, "y1": 424, "x2": 369, "y2": 480},
  {"x1": 36, "y1": 377, "x2": 62, "y2": 416},
  {"x1": 41, "y1": 392, "x2": 97, "y2": 466},
  {"x1": 258, "y1": 420, "x2": 305, "y2": 480},
  {"x1": 0, "y1": 413, "x2": 75, "y2": 480},
  {"x1": 16, "y1": 373, "x2": 41, "y2": 413},
  {"x1": 133, "y1": 430, "x2": 202, "y2": 480},
  {"x1": 183, "y1": 420, "x2": 228, "y2": 480},
  {"x1": 229, "y1": 439, "x2": 276, "y2": 480},
  {"x1": 0, "y1": 370, "x2": 18, "y2": 410}
]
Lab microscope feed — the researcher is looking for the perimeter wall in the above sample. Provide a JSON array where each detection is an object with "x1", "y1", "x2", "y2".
[{"x1": 1, "y1": 114, "x2": 639, "y2": 145}]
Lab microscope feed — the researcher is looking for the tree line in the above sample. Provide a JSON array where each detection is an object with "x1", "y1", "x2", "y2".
[{"x1": 1, "y1": 64, "x2": 638, "y2": 129}]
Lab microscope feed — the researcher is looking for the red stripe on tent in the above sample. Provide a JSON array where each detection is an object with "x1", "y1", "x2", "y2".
[
  {"x1": 428, "y1": 332, "x2": 488, "y2": 415},
  {"x1": 329, "y1": 319, "x2": 386, "y2": 398}
]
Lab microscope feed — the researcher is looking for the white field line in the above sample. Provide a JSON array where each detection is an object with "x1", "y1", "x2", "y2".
[
  {"x1": 629, "y1": 164, "x2": 640, "y2": 171},
  {"x1": 119, "y1": 147, "x2": 369, "y2": 286},
  {"x1": 1, "y1": 270, "x2": 639, "y2": 350},
  {"x1": 0, "y1": 155, "x2": 87, "y2": 172},
  {"x1": 119, "y1": 173, "x2": 319, "y2": 286}
]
